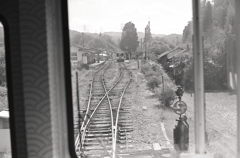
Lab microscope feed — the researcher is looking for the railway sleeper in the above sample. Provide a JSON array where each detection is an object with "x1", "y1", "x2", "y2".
[
  {"x1": 92, "y1": 92, "x2": 105, "y2": 95},
  {"x1": 120, "y1": 108, "x2": 131, "y2": 112},
  {"x1": 89, "y1": 107, "x2": 109, "y2": 111},
  {"x1": 84, "y1": 137, "x2": 112, "y2": 142},
  {"x1": 89, "y1": 120, "x2": 111, "y2": 124},
  {"x1": 82, "y1": 150, "x2": 112, "y2": 157},
  {"x1": 85, "y1": 133, "x2": 112, "y2": 138},
  {"x1": 119, "y1": 116, "x2": 131, "y2": 119},
  {"x1": 118, "y1": 130, "x2": 133, "y2": 134},
  {"x1": 117, "y1": 139, "x2": 133, "y2": 144},
  {"x1": 95, "y1": 109, "x2": 110, "y2": 113},
  {"x1": 118, "y1": 123, "x2": 133, "y2": 127},
  {"x1": 86, "y1": 130, "x2": 111, "y2": 134},
  {"x1": 118, "y1": 136, "x2": 128, "y2": 140},
  {"x1": 91, "y1": 118, "x2": 111, "y2": 121},
  {"x1": 118, "y1": 144, "x2": 134, "y2": 149},
  {"x1": 82, "y1": 145, "x2": 112, "y2": 151},
  {"x1": 92, "y1": 113, "x2": 110, "y2": 116},
  {"x1": 83, "y1": 142, "x2": 112, "y2": 147},
  {"x1": 120, "y1": 106, "x2": 131, "y2": 109},
  {"x1": 119, "y1": 127, "x2": 134, "y2": 132},
  {"x1": 88, "y1": 124, "x2": 111, "y2": 128},
  {"x1": 118, "y1": 120, "x2": 132, "y2": 123}
]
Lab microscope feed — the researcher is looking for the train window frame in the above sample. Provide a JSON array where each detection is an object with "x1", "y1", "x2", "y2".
[
  {"x1": 0, "y1": 16, "x2": 14, "y2": 157},
  {"x1": 0, "y1": 0, "x2": 78, "y2": 158}
]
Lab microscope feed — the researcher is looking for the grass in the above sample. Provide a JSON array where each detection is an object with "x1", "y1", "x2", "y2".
[{"x1": 163, "y1": 92, "x2": 237, "y2": 158}]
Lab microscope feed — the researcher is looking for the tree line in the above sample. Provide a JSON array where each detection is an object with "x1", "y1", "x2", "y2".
[{"x1": 176, "y1": 0, "x2": 235, "y2": 90}]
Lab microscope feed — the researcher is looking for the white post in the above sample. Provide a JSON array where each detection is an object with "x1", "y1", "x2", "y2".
[
  {"x1": 181, "y1": 1, "x2": 213, "y2": 157},
  {"x1": 192, "y1": 0, "x2": 205, "y2": 154}
]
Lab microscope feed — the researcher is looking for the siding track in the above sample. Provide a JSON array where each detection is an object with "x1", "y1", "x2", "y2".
[{"x1": 75, "y1": 61, "x2": 133, "y2": 158}]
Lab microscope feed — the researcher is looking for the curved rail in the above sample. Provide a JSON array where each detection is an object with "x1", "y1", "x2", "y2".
[
  {"x1": 113, "y1": 63, "x2": 132, "y2": 157},
  {"x1": 75, "y1": 61, "x2": 111, "y2": 151},
  {"x1": 75, "y1": 61, "x2": 132, "y2": 157},
  {"x1": 80, "y1": 63, "x2": 124, "y2": 145}
]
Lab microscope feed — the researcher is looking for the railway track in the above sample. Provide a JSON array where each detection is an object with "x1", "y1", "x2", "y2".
[{"x1": 75, "y1": 61, "x2": 133, "y2": 158}]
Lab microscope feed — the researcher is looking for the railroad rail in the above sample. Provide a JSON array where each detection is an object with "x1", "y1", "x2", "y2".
[{"x1": 75, "y1": 61, "x2": 133, "y2": 158}]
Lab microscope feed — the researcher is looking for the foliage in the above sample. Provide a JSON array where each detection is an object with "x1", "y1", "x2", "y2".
[
  {"x1": 178, "y1": 0, "x2": 235, "y2": 91},
  {"x1": 141, "y1": 62, "x2": 176, "y2": 107},
  {"x1": 120, "y1": 22, "x2": 139, "y2": 59},
  {"x1": 140, "y1": 63, "x2": 152, "y2": 74},
  {"x1": 144, "y1": 21, "x2": 152, "y2": 43},
  {"x1": 150, "y1": 41, "x2": 169, "y2": 56},
  {"x1": 155, "y1": 83, "x2": 176, "y2": 108},
  {"x1": 0, "y1": 48, "x2": 6, "y2": 86},
  {"x1": 182, "y1": 21, "x2": 192, "y2": 43},
  {"x1": 147, "y1": 76, "x2": 161, "y2": 91},
  {"x1": 203, "y1": 1, "x2": 213, "y2": 33}
]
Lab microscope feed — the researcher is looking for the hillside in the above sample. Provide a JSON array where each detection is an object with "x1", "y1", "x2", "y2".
[
  {"x1": 69, "y1": 30, "x2": 119, "y2": 52},
  {"x1": 103, "y1": 32, "x2": 165, "y2": 45},
  {"x1": 160, "y1": 34, "x2": 182, "y2": 46}
]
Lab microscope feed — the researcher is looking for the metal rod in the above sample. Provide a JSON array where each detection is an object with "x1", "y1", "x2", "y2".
[
  {"x1": 192, "y1": 0, "x2": 206, "y2": 154},
  {"x1": 235, "y1": 0, "x2": 240, "y2": 156}
]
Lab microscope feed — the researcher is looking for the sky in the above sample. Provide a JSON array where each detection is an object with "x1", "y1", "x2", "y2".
[{"x1": 68, "y1": 0, "x2": 192, "y2": 35}]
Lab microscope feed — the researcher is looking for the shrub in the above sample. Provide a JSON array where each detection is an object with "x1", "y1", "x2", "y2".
[
  {"x1": 144, "y1": 69, "x2": 159, "y2": 79},
  {"x1": 151, "y1": 64, "x2": 158, "y2": 71},
  {"x1": 82, "y1": 64, "x2": 89, "y2": 70},
  {"x1": 147, "y1": 76, "x2": 161, "y2": 91},
  {"x1": 141, "y1": 63, "x2": 151, "y2": 74},
  {"x1": 155, "y1": 83, "x2": 176, "y2": 107},
  {"x1": 0, "y1": 51, "x2": 6, "y2": 86}
]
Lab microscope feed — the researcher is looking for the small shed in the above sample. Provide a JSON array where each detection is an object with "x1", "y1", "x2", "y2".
[
  {"x1": 0, "y1": 109, "x2": 11, "y2": 151},
  {"x1": 70, "y1": 45, "x2": 96, "y2": 65},
  {"x1": 157, "y1": 47, "x2": 188, "y2": 69}
]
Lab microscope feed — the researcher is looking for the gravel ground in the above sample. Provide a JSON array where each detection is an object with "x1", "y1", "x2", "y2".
[
  {"x1": 181, "y1": 92, "x2": 237, "y2": 158},
  {"x1": 123, "y1": 61, "x2": 174, "y2": 151}
]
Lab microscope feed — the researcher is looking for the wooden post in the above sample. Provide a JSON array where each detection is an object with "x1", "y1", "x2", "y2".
[
  {"x1": 162, "y1": 74, "x2": 164, "y2": 105},
  {"x1": 76, "y1": 71, "x2": 81, "y2": 151}
]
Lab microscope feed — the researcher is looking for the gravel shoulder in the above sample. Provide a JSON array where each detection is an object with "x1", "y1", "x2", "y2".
[{"x1": 124, "y1": 61, "x2": 175, "y2": 151}]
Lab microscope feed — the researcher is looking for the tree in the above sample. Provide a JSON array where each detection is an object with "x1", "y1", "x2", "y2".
[
  {"x1": 120, "y1": 22, "x2": 139, "y2": 59},
  {"x1": 203, "y1": 1, "x2": 213, "y2": 32},
  {"x1": 203, "y1": 1, "x2": 213, "y2": 44},
  {"x1": 144, "y1": 21, "x2": 152, "y2": 43}
]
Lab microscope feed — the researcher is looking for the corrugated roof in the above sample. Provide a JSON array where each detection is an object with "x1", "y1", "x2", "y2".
[
  {"x1": 71, "y1": 45, "x2": 103, "y2": 54},
  {"x1": 157, "y1": 47, "x2": 188, "y2": 59}
]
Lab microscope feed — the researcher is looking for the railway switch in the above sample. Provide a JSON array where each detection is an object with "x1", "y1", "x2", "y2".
[{"x1": 173, "y1": 87, "x2": 189, "y2": 152}]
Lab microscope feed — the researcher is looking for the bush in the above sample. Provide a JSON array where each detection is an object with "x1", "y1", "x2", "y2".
[
  {"x1": 82, "y1": 64, "x2": 89, "y2": 70},
  {"x1": 151, "y1": 64, "x2": 158, "y2": 71},
  {"x1": 155, "y1": 83, "x2": 176, "y2": 107},
  {"x1": 147, "y1": 76, "x2": 161, "y2": 91},
  {"x1": 77, "y1": 62, "x2": 90, "y2": 71},
  {"x1": 0, "y1": 51, "x2": 6, "y2": 86},
  {"x1": 144, "y1": 69, "x2": 159, "y2": 78},
  {"x1": 141, "y1": 63, "x2": 151, "y2": 74}
]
